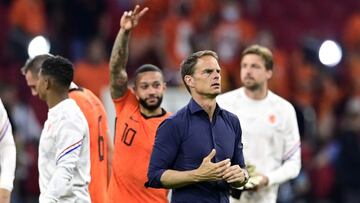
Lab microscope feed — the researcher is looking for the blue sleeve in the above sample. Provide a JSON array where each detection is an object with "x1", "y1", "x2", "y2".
[
  {"x1": 146, "y1": 118, "x2": 181, "y2": 188},
  {"x1": 231, "y1": 117, "x2": 245, "y2": 168}
]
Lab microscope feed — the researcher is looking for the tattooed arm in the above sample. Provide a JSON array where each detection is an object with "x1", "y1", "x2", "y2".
[{"x1": 109, "y1": 5, "x2": 149, "y2": 99}]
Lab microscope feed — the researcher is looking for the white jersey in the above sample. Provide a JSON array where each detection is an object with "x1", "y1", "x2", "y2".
[
  {"x1": 217, "y1": 87, "x2": 301, "y2": 203},
  {"x1": 39, "y1": 98, "x2": 91, "y2": 203},
  {"x1": 0, "y1": 99, "x2": 16, "y2": 191}
]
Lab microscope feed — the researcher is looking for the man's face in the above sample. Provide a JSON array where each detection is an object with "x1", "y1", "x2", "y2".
[
  {"x1": 134, "y1": 71, "x2": 166, "y2": 111},
  {"x1": 240, "y1": 54, "x2": 272, "y2": 91},
  {"x1": 187, "y1": 55, "x2": 221, "y2": 98},
  {"x1": 24, "y1": 71, "x2": 39, "y2": 96}
]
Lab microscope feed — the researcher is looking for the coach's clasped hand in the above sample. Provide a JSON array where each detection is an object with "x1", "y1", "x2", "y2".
[{"x1": 192, "y1": 149, "x2": 248, "y2": 188}]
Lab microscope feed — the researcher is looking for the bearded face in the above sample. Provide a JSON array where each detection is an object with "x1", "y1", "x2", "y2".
[
  {"x1": 134, "y1": 71, "x2": 166, "y2": 112},
  {"x1": 240, "y1": 54, "x2": 272, "y2": 91},
  {"x1": 138, "y1": 95, "x2": 163, "y2": 111}
]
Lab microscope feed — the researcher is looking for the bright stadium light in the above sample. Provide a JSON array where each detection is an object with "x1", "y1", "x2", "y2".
[
  {"x1": 27, "y1": 36, "x2": 51, "y2": 58},
  {"x1": 318, "y1": 40, "x2": 342, "y2": 68}
]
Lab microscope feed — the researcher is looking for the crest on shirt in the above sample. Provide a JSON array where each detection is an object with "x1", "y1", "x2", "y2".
[{"x1": 268, "y1": 114, "x2": 277, "y2": 125}]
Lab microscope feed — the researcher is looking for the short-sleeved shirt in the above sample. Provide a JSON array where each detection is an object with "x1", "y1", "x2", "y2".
[
  {"x1": 69, "y1": 86, "x2": 110, "y2": 203},
  {"x1": 107, "y1": 89, "x2": 170, "y2": 203},
  {"x1": 147, "y1": 98, "x2": 245, "y2": 203}
]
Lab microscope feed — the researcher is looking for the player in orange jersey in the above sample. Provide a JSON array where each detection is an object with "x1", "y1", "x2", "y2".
[
  {"x1": 68, "y1": 84, "x2": 113, "y2": 203},
  {"x1": 22, "y1": 54, "x2": 114, "y2": 203},
  {"x1": 107, "y1": 5, "x2": 170, "y2": 203}
]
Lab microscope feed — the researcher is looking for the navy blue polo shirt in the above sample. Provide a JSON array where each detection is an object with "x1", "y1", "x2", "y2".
[{"x1": 147, "y1": 99, "x2": 245, "y2": 203}]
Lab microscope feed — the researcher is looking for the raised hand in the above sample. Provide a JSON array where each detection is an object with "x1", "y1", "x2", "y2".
[
  {"x1": 120, "y1": 5, "x2": 149, "y2": 31},
  {"x1": 194, "y1": 149, "x2": 231, "y2": 182}
]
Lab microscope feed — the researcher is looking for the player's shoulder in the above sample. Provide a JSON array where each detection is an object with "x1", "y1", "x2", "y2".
[
  {"x1": 217, "y1": 88, "x2": 243, "y2": 101},
  {"x1": 64, "y1": 98, "x2": 86, "y2": 116},
  {"x1": 113, "y1": 88, "x2": 134, "y2": 102},
  {"x1": 51, "y1": 99, "x2": 84, "y2": 124},
  {"x1": 70, "y1": 87, "x2": 105, "y2": 110},
  {"x1": 81, "y1": 88, "x2": 105, "y2": 110},
  {"x1": 159, "y1": 105, "x2": 188, "y2": 127},
  {"x1": 113, "y1": 88, "x2": 139, "y2": 111},
  {"x1": 47, "y1": 100, "x2": 86, "y2": 133},
  {"x1": 268, "y1": 91, "x2": 295, "y2": 110},
  {"x1": 217, "y1": 88, "x2": 245, "y2": 112},
  {"x1": 83, "y1": 88, "x2": 100, "y2": 101},
  {"x1": 69, "y1": 87, "x2": 89, "y2": 103},
  {"x1": 67, "y1": 98, "x2": 84, "y2": 112},
  {"x1": 171, "y1": 104, "x2": 189, "y2": 118}
]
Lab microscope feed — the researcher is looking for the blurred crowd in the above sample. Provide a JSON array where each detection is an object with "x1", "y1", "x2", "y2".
[{"x1": 1, "y1": 0, "x2": 360, "y2": 202}]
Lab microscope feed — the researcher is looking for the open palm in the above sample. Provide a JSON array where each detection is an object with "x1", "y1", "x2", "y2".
[{"x1": 120, "y1": 5, "x2": 149, "y2": 31}]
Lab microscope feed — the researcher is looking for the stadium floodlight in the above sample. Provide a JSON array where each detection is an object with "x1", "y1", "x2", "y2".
[
  {"x1": 27, "y1": 35, "x2": 51, "y2": 58},
  {"x1": 318, "y1": 40, "x2": 342, "y2": 68}
]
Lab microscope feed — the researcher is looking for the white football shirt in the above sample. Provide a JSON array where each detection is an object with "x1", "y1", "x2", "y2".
[
  {"x1": 38, "y1": 98, "x2": 91, "y2": 203},
  {"x1": 217, "y1": 87, "x2": 301, "y2": 203},
  {"x1": 0, "y1": 99, "x2": 16, "y2": 191}
]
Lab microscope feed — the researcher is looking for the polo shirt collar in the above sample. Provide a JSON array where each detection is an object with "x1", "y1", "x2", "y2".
[{"x1": 188, "y1": 98, "x2": 223, "y2": 115}]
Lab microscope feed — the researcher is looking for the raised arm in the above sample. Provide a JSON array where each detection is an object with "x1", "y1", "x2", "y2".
[{"x1": 109, "y1": 5, "x2": 148, "y2": 99}]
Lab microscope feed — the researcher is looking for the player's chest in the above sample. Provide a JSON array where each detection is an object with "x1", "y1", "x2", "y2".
[
  {"x1": 115, "y1": 115, "x2": 163, "y2": 148},
  {"x1": 239, "y1": 107, "x2": 285, "y2": 139}
]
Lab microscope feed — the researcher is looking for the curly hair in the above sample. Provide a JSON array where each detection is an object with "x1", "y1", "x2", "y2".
[{"x1": 41, "y1": 56, "x2": 74, "y2": 88}]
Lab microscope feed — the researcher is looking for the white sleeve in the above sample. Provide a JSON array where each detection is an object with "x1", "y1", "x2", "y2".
[
  {"x1": 40, "y1": 121, "x2": 85, "y2": 202},
  {"x1": 266, "y1": 104, "x2": 301, "y2": 186},
  {"x1": 0, "y1": 101, "x2": 16, "y2": 191}
]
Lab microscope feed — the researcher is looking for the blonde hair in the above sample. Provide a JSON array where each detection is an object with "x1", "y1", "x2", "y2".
[{"x1": 242, "y1": 45, "x2": 273, "y2": 70}]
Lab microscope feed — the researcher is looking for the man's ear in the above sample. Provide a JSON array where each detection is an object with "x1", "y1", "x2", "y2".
[
  {"x1": 184, "y1": 75, "x2": 193, "y2": 88},
  {"x1": 44, "y1": 77, "x2": 51, "y2": 90},
  {"x1": 266, "y1": 69, "x2": 273, "y2": 80}
]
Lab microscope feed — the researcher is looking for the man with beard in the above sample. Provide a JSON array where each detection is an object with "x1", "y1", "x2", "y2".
[
  {"x1": 146, "y1": 50, "x2": 248, "y2": 203},
  {"x1": 107, "y1": 5, "x2": 171, "y2": 203},
  {"x1": 217, "y1": 45, "x2": 301, "y2": 203}
]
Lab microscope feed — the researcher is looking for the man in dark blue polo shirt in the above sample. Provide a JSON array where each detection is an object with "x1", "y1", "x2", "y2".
[{"x1": 146, "y1": 50, "x2": 248, "y2": 203}]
